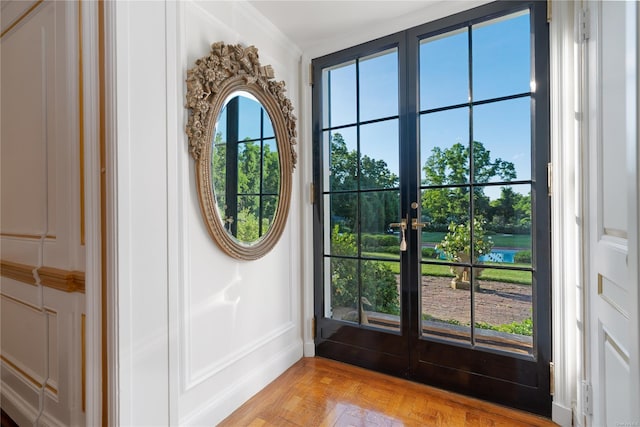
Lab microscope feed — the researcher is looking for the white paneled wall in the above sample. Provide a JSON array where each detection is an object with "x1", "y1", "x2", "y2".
[
  {"x1": 1, "y1": 1, "x2": 86, "y2": 426},
  {"x1": 178, "y1": 1, "x2": 304, "y2": 423},
  {"x1": 106, "y1": 1, "x2": 303, "y2": 425}
]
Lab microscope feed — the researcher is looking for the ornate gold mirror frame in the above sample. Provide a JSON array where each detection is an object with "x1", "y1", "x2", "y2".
[{"x1": 185, "y1": 42, "x2": 297, "y2": 260}]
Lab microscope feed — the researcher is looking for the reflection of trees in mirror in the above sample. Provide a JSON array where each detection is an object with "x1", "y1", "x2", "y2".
[
  {"x1": 212, "y1": 130, "x2": 280, "y2": 243},
  {"x1": 330, "y1": 226, "x2": 399, "y2": 316}
]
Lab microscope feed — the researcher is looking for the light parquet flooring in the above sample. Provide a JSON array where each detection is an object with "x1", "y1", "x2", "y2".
[{"x1": 219, "y1": 357, "x2": 558, "y2": 427}]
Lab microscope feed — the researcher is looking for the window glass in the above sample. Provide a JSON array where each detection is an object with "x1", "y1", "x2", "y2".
[
  {"x1": 472, "y1": 11, "x2": 531, "y2": 101},
  {"x1": 323, "y1": 61, "x2": 357, "y2": 128},
  {"x1": 420, "y1": 28, "x2": 469, "y2": 111},
  {"x1": 360, "y1": 119, "x2": 399, "y2": 190},
  {"x1": 360, "y1": 49, "x2": 399, "y2": 121},
  {"x1": 420, "y1": 107, "x2": 470, "y2": 185},
  {"x1": 473, "y1": 97, "x2": 531, "y2": 183},
  {"x1": 326, "y1": 127, "x2": 358, "y2": 192}
]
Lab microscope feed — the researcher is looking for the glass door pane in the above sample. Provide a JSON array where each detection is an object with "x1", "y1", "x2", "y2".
[
  {"x1": 321, "y1": 48, "x2": 402, "y2": 333},
  {"x1": 418, "y1": 9, "x2": 535, "y2": 355},
  {"x1": 314, "y1": 0, "x2": 550, "y2": 416}
]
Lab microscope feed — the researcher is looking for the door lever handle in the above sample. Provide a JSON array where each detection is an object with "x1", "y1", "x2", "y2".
[
  {"x1": 389, "y1": 218, "x2": 407, "y2": 230},
  {"x1": 412, "y1": 218, "x2": 428, "y2": 230},
  {"x1": 389, "y1": 217, "x2": 408, "y2": 251}
]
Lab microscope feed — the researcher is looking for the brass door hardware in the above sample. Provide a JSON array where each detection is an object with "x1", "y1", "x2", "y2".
[{"x1": 389, "y1": 216, "x2": 408, "y2": 251}]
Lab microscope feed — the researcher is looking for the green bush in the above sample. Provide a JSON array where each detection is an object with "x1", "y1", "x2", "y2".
[
  {"x1": 378, "y1": 245, "x2": 400, "y2": 254},
  {"x1": 330, "y1": 227, "x2": 400, "y2": 315},
  {"x1": 514, "y1": 250, "x2": 532, "y2": 263},
  {"x1": 475, "y1": 317, "x2": 533, "y2": 336},
  {"x1": 361, "y1": 234, "x2": 400, "y2": 249},
  {"x1": 421, "y1": 247, "x2": 439, "y2": 259},
  {"x1": 424, "y1": 316, "x2": 534, "y2": 337}
]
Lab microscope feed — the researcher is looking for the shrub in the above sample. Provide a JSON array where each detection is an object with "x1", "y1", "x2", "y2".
[
  {"x1": 423, "y1": 314, "x2": 533, "y2": 337},
  {"x1": 436, "y1": 217, "x2": 494, "y2": 262},
  {"x1": 330, "y1": 227, "x2": 400, "y2": 315},
  {"x1": 421, "y1": 247, "x2": 439, "y2": 259},
  {"x1": 514, "y1": 250, "x2": 532, "y2": 264},
  {"x1": 486, "y1": 223, "x2": 531, "y2": 235},
  {"x1": 475, "y1": 317, "x2": 533, "y2": 336},
  {"x1": 362, "y1": 234, "x2": 400, "y2": 249},
  {"x1": 380, "y1": 245, "x2": 400, "y2": 254}
]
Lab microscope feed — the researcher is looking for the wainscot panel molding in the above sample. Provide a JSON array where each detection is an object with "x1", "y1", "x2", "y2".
[
  {"x1": 158, "y1": 1, "x2": 304, "y2": 425},
  {"x1": 1, "y1": 0, "x2": 88, "y2": 425},
  {"x1": 0, "y1": 261, "x2": 37, "y2": 286},
  {"x1": 185, "y1": 322, "x2": 296, "y2": 391},
  {"x1": 0, "y1": 0, "x2": 44, "y2": 37},
  {"x1": 180, "y1": 342, "x2": 302, "y2": 426},
  {"x1": 0, "y1": 260, "x2": 86, "y2": 293},
  {"x1": 38, "y1": 266, "x2": 86, "y2": 293},
  {"x1": 1, "y1": 286, "x2": 86, "y2": 426}
]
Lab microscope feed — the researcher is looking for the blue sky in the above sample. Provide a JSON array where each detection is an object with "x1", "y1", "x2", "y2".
[
  {"x1": 324, "y1": 11, "x2": 532, "y2": 200},
  {"x1": 215, "y1": 92, "x2": 275, "y2": 143}
]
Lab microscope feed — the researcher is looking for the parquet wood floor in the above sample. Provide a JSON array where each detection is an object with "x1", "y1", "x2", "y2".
[{"x1": 219, "y1": 357, "x2": 558, "y2": 427}]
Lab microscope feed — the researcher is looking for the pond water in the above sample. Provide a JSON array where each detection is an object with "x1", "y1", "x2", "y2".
[
  {"x1": 478, "y1": 249, "x2": 518, "y2": 263},
  {"x1": 432, "y1": 247, "x2": 520, "y2": 263}
]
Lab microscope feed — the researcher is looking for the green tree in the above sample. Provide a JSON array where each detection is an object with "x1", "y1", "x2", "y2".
[
  {"x1": 329, "y1": 133, "x2": 399, "y2": 233},
  {"x1": 488, "y1": 188, "x2": 531, "y2": 232},
  {"x1": 421, "y1": 141, "x2": 516, "y2": 228}
]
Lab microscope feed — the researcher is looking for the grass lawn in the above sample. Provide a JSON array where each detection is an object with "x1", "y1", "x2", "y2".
[{"x1": 363, "y1": 252, "x2": 531, "y2": 285}]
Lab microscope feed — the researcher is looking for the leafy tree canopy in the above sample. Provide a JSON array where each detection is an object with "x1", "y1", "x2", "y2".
[
  {"x1": 421, "y1": 141, "x2": 517, "y2": 228},
  {"x1": 329, "y1": 133, "x2": 399, "y2": 233},
  {"x1": 422, "y1": 141, "x2": 516, "y2": 186}
]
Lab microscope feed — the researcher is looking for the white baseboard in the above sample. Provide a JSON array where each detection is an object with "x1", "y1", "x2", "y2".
[
  {"x1": 180, "y1": 341, "x2": 303, "y2": 426},
  {"x1": 1, "y1": 381, "x2": 39, "y2": 426},
  {"x1": 552, "y1": 401, "x2": 573, "y2": 427},
  {"x1": 303, "y1": 340, "x2": 315, "y2": 357},
  {"x1": 38, "y1": 411, "x2": 67, "y2": 427}
]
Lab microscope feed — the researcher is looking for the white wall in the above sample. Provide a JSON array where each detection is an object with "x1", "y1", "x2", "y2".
[
  {"x1": 107, "y1": 1, "x2": 303, "y2": 425},
  {"x1": 1, "y1": 1, "x2": 86, "y2": 426}
]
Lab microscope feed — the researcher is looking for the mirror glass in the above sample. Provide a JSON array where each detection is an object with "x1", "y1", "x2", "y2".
[{"x1": 212, "y1": 91, "x2": 280, "y2": 244}]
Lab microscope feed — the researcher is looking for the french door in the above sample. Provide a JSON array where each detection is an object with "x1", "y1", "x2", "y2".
[{"x1": 312, "y1": 1, "x2": 551, "y2": 416}]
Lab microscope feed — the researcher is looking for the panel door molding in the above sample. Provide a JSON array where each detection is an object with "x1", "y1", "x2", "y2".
[{"x1": 583, "y1": 2, "x2": 639, "y2": 426}]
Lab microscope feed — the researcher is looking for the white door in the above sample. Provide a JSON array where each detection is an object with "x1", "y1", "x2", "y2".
[{"x1": 585, "y1": 1, "x2": 640, "y2": 426}]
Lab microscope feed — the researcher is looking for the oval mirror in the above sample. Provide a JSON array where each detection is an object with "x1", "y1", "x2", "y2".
[{"x1": 185, "y1": 42, "x2": 297, "y2": 260}]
